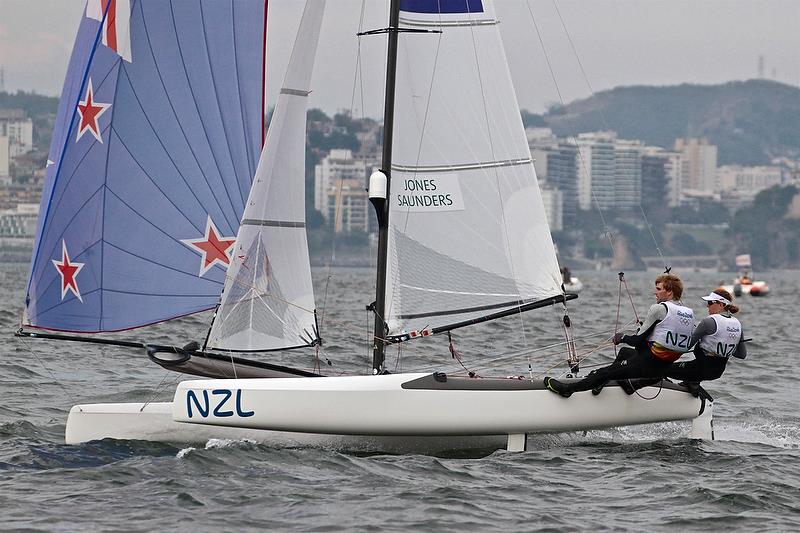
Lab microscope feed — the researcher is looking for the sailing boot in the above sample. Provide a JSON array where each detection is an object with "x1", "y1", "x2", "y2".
[
  {"x1": 591, "y1": 381, "x2": 606, "y2": 396},
  {"x1": 544, "y1": 377, "x2": 573, "y2": 398},
  {"x1": 679, "y1": 381, "x2": 702, "y2": 397}
]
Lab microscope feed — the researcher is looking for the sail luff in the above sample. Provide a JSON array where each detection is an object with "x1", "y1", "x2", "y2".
[{"x1": 23, "y1": 5, "x2": 111, "y2": 324}]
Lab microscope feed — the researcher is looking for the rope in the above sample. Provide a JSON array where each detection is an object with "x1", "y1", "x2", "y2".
[
  {"x1": 632, "y1": 380, "x2": 664, "y2": 401},
  {"x1": 525, "y1": 1, "x2": 616, "y2": 259},
  {"x1": 140, "y1": 372, "x2": 180, "y2": 411},
  {"x1": 620, "y1": 274, "x2": 641, "y2": 323},
  {"x1": 15, "y1": 335, "x2": 82, "y2": 411},
  {"x1": 448, "y1": 332, "x2": 478, "y2": 378}
]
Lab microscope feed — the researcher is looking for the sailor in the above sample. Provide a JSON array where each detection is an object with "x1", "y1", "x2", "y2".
[
  {"x1": 561, "y1": 266, "x2": 572, "y2": 285},
  {"x1": 545, "y1": 273, "x2": 695, "y2": 397},
  {"x1": 666, "y1": 288, "x2": 746, "y2": 385}
]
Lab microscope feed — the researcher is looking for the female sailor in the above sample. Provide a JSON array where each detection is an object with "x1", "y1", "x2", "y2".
[{"x1": 666, "y1": 288, "x2": 746, "y2": 385}]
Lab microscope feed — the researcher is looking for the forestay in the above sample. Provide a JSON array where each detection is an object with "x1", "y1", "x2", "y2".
[
  {"x1": 385, "y1": 0, "x2": 563, "y2": 337},
  {"x1": 23, "y1": 1, "x2": 265, "y2": 332},
  {"x1": 206, "y1": 2, "x2": 326, "y2": 352}
]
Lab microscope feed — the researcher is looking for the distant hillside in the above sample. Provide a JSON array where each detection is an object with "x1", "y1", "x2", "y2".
[{"x1": 540, "y1": 80, "x2": 800, "y2": 165}]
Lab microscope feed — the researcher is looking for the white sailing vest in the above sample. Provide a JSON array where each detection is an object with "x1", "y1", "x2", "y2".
[
  {"x1": 699, "y1": 314, "x2": 742, "y2": 357},
  {"x1": 649, "y1": 301, "x2": 695, "y2": 353}
]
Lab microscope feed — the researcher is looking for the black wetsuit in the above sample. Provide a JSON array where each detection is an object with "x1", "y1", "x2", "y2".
[{"x1": 552, "y1": 303, "x2": 674, "y2": 394}]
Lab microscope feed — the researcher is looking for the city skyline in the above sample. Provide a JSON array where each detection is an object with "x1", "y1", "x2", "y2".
[{"x1": 0, "y1": 0, "x2": 798, "y2": 118}]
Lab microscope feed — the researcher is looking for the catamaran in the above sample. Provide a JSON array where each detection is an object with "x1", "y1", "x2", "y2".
[{"x1": 18, "y1": 0, "x2": 713, "y2": 454}]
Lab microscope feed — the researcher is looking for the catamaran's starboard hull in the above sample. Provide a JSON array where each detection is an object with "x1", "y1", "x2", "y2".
[
  {"x1": 171, "y1": 373, "x2": 703, "y2": 435},
  {"x1": 66, "y1": 373, "x2": 705, "y2": 452}
]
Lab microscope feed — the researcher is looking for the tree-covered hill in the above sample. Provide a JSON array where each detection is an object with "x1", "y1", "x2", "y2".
[
  {"x1": 727, "y1": 185, "x2": 800, "y2": 269},
  {"x1": 541, "y1": 79, "x2": 800, "y2": 165},
  {"x1": 0, "y1": 91, "x2": 59, "y2": 147}
]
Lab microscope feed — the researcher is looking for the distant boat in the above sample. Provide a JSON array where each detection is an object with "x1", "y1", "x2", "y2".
[{"x1": 721, "y1": 254, "x2": 770, "y2": 297}]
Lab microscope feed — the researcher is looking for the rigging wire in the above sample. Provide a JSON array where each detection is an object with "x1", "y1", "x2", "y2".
[
  {"x1": 319, "y1": 0, "x2": 369, "y2": 345},
  {"x1": 140, "y1": 372, "x2": 181, "y2": 411},
  {"x1": 524, "y1": 1, "x2": 617, "y2": 261},
  {"x1": 549, "y1": 0, "x2": 669, "y2": 272},
  {"x1": 15, "y1": 335, "x2": 82, "y2": 412}
]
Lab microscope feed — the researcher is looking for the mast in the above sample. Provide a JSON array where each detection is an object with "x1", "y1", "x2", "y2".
[{"x1": 370, "y1": 0, "x2": 401, "y2": 374}]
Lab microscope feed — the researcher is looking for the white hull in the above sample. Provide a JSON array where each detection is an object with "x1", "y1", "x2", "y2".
[
  {"x1": 66, "y1": 373, "x2": 710, "y2": 452},
  {"x1": 66, "y1": 402, "x2": 506, "y2": 454}
]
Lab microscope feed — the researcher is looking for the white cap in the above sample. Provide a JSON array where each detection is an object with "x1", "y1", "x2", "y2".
[{"x1": 701, "y1": 292, "x2": 731, "y2": 306}]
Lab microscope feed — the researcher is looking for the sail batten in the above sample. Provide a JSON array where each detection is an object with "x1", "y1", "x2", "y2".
[
  {"x1": 242, "y1": 219, "x2": 306, "y2": 228},
  {"x1": 392, "y1": 158, "x2": 532, "y2": 173}
]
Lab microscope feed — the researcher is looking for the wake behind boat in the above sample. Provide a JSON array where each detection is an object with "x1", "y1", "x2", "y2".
[{"x1": 20, "y1": 0, "x2": 712, "y2": 453}]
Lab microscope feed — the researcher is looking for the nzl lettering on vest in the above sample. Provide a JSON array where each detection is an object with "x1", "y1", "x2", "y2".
[{"x1": 394, "y1": 174, "x2": 465, "y2": 212}]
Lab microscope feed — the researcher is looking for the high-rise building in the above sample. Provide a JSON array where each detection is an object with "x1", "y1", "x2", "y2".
[
  {"x1": 576, "y1": 132, "x2": 616, "y2": 210},
  {"x1": 0, "y1": 136, "x2": 9, "y2": 186},
  {"x1": 539, "y1": 185, "x2": 563, "y2": 232},
  {"x1": 314, "y1": 149, "x2": 370, "y2": 233},
  {"x1": 527, "y1": 127, "x2": 559, "y2": 182},
  {"x1": 314, "y1": 149, "x2": 367, "y2": 213},
  {"x1": 545, "y1": 142, "x2": 578, "y2": 226},
  {"x1": 614, "y1": 139, "x2": 642, "y2": 209},
  {"x1": 328, "y1": 178, "x2": 370, "y2": 234},
  {"x1": 674, "y1": 137, "x2": 717, "y2": 193},
  {"x1": 0, "y1": 109, "x2": 34, "y2": 158},
  {"x1": 717, "y1": 165, "x2": 783, "y2": 210},
  {"x1": 640, "y1": 147, "x2": 677, "y2": 220}
]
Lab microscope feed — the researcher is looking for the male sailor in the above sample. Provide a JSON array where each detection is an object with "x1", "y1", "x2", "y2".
[{"x1": 545, "y1": 273, "x2": 695, "y2": 397}]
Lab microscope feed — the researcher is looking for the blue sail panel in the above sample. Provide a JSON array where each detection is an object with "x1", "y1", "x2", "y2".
[{"x1": 24, "y1": 0, "x2": 266, "y2": 333}]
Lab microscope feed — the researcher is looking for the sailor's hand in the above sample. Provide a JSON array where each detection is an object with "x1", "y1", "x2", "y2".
[{"x1": 612, "y1": 332, "x2": 625, "y2": 345}]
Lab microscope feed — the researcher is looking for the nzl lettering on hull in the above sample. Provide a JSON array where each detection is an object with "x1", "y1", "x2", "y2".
[{"x1": 185, "y1": 389, "x2": 255, "y2": 418}]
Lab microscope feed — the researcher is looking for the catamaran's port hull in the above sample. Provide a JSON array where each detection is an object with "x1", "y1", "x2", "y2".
[
  {"x1": 66, "y1": 373, "x2": 706, "y2": 451},
  {"x1": 65, "y1": 402, "x2": 507, "y2": 453}
]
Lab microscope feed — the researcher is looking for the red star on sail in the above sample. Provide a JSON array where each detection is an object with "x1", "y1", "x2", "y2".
[
  {"x1": 76, "y1": 78, "x2": 111, "y2": 143},
  {"x1": 51, "y1": 240, "x2": 85, "y2": 302},
  {"x1": 181, "y1": 216, "x2": 237, "y2": 277}
]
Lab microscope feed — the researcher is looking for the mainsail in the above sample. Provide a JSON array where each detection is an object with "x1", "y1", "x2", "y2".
[
  {"x1": 23, "y1": 1, "x2": 266, "y2": 332},
  {"x1": 206, "y1": 2, "x2": 325, "y2": 352},
  {"x1": 384, "y1": 0, "x2": 563, "y2": 337}
]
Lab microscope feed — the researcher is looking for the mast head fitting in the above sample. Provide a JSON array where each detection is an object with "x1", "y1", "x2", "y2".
[{"x1": 368, "y1": 170, "x2": 388, "y2": 199}]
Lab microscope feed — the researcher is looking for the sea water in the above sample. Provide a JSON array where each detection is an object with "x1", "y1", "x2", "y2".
[{"x1": 1, "y1": 264, "x2": 799, "y2": 531}]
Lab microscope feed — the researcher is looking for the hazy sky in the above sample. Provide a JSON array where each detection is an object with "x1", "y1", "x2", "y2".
[{"x1": 1, "y1": 0, "x2": 798, "y2": 118}]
